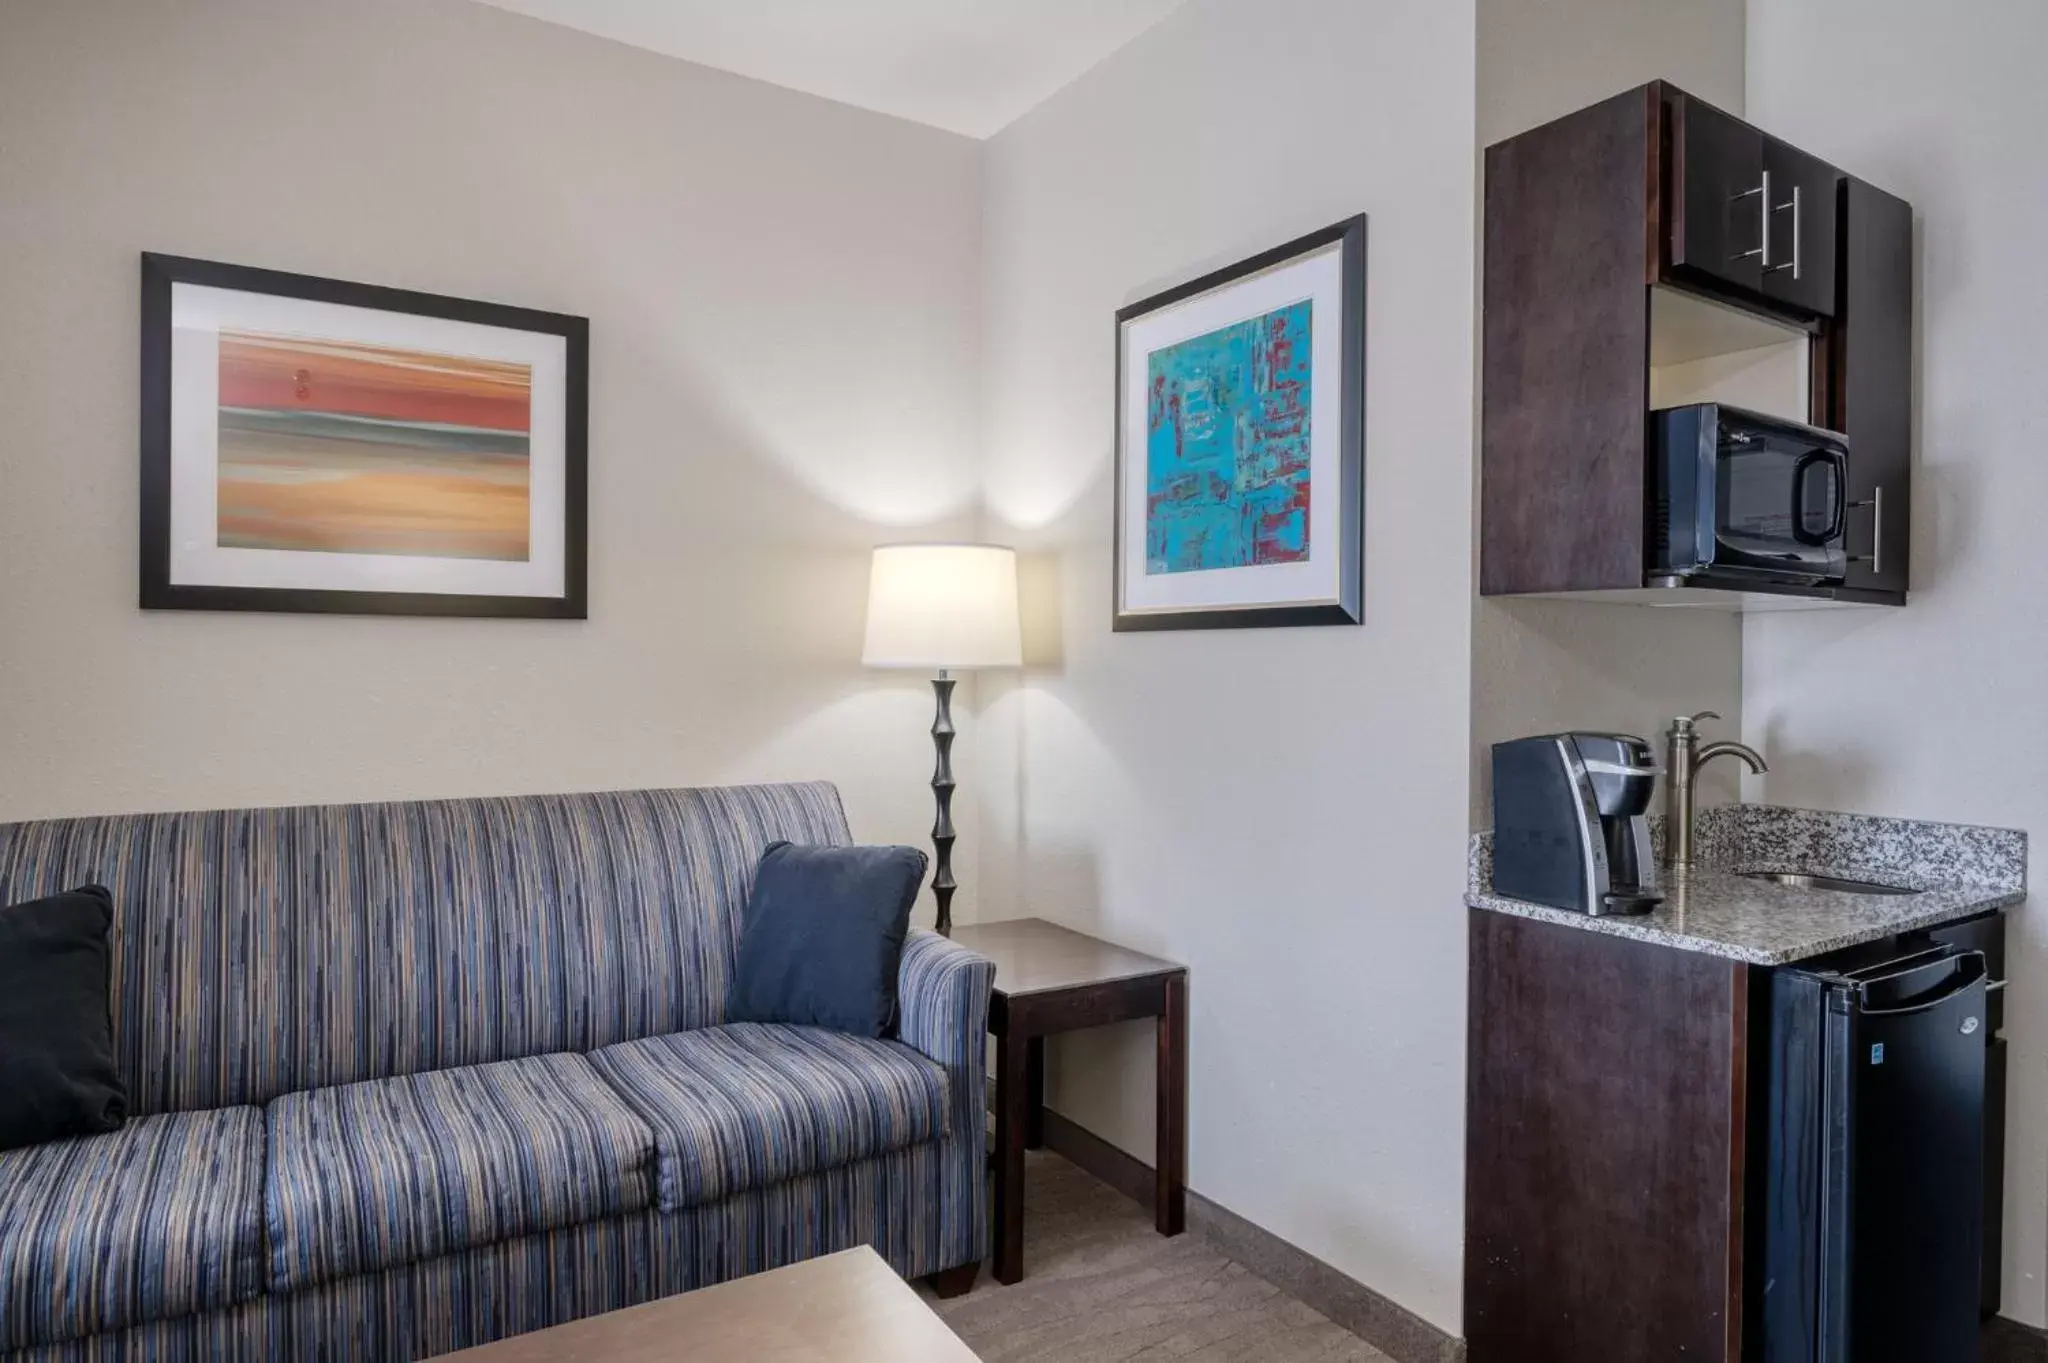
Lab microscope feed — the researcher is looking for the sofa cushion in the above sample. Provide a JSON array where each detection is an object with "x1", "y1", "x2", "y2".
[
  {"x1": 0, "y1": 1108, "x2": 265, "y2": 1349},
  {"x1": 265, "y1": 1052, "x2": 655, "y2": 1291},
  {"x1": 589, "y1": 1022, "x2": 950, "y2": 1212}
]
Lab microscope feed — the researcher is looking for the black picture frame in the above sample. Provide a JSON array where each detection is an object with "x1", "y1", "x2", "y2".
[
  {"x1": 139, "y1": 252, "x2": 589, "y2": 619},
  {"x1": 1111, "y1": 214, "x2": 1366, "y2": 632}
]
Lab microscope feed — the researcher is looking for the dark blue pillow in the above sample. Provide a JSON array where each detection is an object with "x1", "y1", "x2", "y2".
[
  {"x1": 726, "y1": 842, "x2": 929, "y2": 1038},
  {"x1": 0, "y1": 886, "x2": 128, "y2": 1151}
]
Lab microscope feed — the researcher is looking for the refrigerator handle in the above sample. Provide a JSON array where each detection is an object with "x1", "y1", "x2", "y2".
[{"x1": 1856, "y1": 952, "x2": 1986, "y2": 1016}]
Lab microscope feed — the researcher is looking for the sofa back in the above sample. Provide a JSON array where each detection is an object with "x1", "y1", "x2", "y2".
[{"x1": 0, "y1": 782, "x2": 850, "y2": 1116}]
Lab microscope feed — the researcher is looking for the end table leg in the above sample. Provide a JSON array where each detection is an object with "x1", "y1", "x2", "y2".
[
  {"x1": 994, "y1": 1028, "x2": 1029, "y2": 1283},
  {"x1": 1025, "y1": 1036, "x2": 1046, "y2": 1150},
  {"x1": 1155, "y1": 972, "x2": 1187, "y2": 1236}
]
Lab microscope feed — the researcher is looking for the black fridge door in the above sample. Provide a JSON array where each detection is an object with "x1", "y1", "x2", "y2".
[{"x1": 1827, "y1": 950, "x2": 1987, "y2": 1363}]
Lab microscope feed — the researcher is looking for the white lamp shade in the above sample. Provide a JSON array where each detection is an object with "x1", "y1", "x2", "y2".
[{"x1": 862, "y1": 544, "x2": 1023, "y2": 670}]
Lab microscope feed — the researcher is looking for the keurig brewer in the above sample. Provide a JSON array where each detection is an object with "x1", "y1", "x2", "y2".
[{"x1": 1491, "y1": 733, "x2": 1662, "y2": 916}]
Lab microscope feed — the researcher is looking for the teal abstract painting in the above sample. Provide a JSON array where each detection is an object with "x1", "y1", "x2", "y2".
[{"x1": 1144, "y1": 299, "x2": 1313, "y2": 575}]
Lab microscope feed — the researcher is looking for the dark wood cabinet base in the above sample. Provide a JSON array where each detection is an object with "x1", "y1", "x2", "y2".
[
  {"x1": 1464, "y1": 909, "x2": 1751, "y2": 1362},
  {"x1": 1467, "y1": 907, "x2": 2011, "y2": 1361}
]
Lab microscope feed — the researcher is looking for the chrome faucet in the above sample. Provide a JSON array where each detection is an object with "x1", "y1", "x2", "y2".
[{"x1": 1663, "y1": 711, "x2": 1768, "y2": 869}]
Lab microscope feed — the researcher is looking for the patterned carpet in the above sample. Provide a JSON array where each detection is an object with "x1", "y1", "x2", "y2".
[{"x1": 924, "y1": 1152, "x2": 1391, "y2": 1362}]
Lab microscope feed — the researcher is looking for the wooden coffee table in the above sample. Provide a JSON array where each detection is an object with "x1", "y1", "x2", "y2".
[{"x1": 429, "y1": 1247, "x2": 980, "y2": 1362}]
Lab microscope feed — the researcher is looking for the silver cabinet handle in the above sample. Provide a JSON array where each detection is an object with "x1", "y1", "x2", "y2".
[
  {"x1": 1847, "y1": 484, "x2": 1885, "y2": 577},
  {"x1": 1768, "y1": 184, "x2": 1803, "y2": 279},
  {"x1": 1792, "y1": 184, "x2": 1801, "y2": 278},
  {"x1": 1731, "y1": 169, "x2": 1771, "y2": 266}
]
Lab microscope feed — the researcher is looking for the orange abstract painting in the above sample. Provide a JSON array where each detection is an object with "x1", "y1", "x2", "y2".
[{"x1": 216, "y1": 331, "x2": 532, "y2": 560}]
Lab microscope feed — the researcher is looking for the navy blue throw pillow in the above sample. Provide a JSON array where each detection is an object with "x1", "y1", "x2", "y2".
[
  {"x1": 726, "y1": 842, "x2": 929, "y2": 1038},
  {"x1": 0, "y1": 886, "x2": 128, "y2": 1152}
]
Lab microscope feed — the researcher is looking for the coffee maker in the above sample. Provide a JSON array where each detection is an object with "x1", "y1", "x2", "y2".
[{"x1": 1491, "y1": 732, "x2": 1662, "y2": 916}]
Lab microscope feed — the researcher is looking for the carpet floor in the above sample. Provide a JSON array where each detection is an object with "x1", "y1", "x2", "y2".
[
  {"x1": 922, "y1": 1152, "x2": 2048, "y2": 1362},
  {"x1": 924, "y1": 1151, "x2": 1392, "y2": 1362}
]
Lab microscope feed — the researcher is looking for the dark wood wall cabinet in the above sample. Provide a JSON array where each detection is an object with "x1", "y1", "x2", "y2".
[
  {"x1": 1671, "y1": 94, "x2": 1839, "y2": 317},
  {"x1": 1481, "y1": 81, "x2": 1913, "y2": 605}
]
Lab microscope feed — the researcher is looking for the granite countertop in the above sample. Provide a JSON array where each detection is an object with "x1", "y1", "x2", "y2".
[{"x1": 1466, "y1": 803, "x2": 2027, "y2": 965}]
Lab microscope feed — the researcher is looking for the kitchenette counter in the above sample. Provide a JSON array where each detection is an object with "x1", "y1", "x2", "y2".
[
  {"x1": 1466, "y1": 803, "x2": 2026, "y2": 964},
  {"x1": 1465, "y1": 802, "x2": 2025, "y2": 1363}
]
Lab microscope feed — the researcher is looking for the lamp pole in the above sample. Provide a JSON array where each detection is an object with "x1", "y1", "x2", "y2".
[
  {"x1": 861, "y1": 543, "x2": 1019, "y2": 937},
  {"x1": 928, "y1": 669, "x2": 957, "y2": 935}
]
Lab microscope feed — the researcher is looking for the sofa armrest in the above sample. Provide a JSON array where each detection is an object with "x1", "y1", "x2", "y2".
[
  {"x1": 897, "y1": 928, "x2": 994, "y2": 1076},
  {"x1": 896, "y1": 927, "x2": 994, "y2": 1271}
]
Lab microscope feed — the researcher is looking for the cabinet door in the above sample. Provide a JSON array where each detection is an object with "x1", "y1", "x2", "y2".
[
  {"x1": 1762, "y1": 138, "x2": 1839, "y2": 316},
  {"x1": 1670, "y1": 94, "x2": 1765, "y2": 295},
  {"x1": 1834, "y1": 178, "x2": 1912, "y2": 597}
]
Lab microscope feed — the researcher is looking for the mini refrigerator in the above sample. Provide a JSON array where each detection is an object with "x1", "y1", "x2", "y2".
[{"x1": 1761, "y1": 942, "x2": 1988, "y2": 1362}]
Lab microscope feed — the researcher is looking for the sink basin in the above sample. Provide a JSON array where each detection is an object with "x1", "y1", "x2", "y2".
[{"x1": 1737, "y1": 870, "x2": 1921, "y2": 896}]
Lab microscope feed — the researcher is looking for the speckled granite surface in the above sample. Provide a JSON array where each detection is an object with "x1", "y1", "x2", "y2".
[{"x1": 1467, "y1": 803, "x2": 2026, "y2": 965}]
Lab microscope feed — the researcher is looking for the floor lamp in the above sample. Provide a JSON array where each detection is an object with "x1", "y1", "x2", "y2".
[{"x1": 861, "y1": 544, "x2": 1022, "y2": 935}]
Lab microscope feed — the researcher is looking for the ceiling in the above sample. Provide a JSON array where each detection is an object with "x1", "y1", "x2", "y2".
[{"x1": 472, "y1": 0, "x2": 1190, "y2": 139}]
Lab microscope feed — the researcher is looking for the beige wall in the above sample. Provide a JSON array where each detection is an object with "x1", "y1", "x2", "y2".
[
  {"x1": 1475, "y1": 0, "x2": 1743, "y2": 148},
  {"x1": 1469, "y1": 599, "x2": 1746, "y2": 814},
  {"x1": 1468, "y1": 0, "x2": 1749, "y2": 823},
  {"x1": 1744, "y1": 0, "x2": 2048, "y2": 1323},
  {"x1": 0, "y1": 0, "x2": 988, "y2": 905},
  {"x1": 975, "y1": 0, "x2": 1478, "y2": 1329}
]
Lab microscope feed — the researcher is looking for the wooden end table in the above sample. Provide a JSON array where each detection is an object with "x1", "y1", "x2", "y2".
[{"x1": 947, "y1": 918, "x2": 1188, "y2": 1285}]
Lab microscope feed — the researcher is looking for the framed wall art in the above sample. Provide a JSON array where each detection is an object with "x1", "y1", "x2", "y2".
[
  {"x1": 1113, "y1": 214, "x2": 1366, "y2": 631},
  {"x1": 140, "y1": 253, "x2": 588, "y2": 618}
]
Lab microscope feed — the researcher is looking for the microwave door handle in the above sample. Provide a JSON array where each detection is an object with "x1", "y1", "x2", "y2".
[
  {"x1": 1790, "y1": 448, "x2": 1848, "y2": 546},
  {"x1": 1826, "y1": 450, "x2": 1848, "y2": 542}
]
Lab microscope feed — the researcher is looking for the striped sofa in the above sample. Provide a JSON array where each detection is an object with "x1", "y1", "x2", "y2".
[{"x1": 0, "y1": 782, "x2": 993, "y2": 1361}]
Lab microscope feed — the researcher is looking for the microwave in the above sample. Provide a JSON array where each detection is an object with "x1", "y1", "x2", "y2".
[{"x1": 1652, "y1": 403, "x2": 1849, "y2": 585}]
